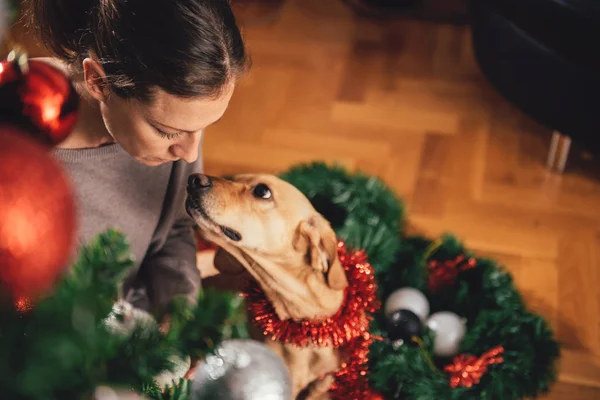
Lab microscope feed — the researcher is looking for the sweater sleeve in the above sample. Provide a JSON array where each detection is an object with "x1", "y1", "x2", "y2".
[{"x1": 140, "y1": 150, "x2": 203, "y2": 316}]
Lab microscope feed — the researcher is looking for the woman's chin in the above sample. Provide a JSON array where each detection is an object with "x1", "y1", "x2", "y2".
[{"x1": 136, "y1": 156, "x2": 174, "y2": 166}]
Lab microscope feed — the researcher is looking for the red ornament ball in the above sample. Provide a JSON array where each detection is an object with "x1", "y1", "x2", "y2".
[
  {"x1": 0, "y1": 58, "x2": 79, "y2": 146},
  {"x1": 0, "y1": 125, "x2": 77, "y2": 301}
]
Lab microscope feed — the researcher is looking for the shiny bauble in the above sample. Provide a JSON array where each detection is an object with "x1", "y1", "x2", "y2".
[
  {"x1": 385, "y1": 309, "x2": 422, "y2": 343},
  {"x1": 191, "y1": 339, "x2": 292, "y2": 400},
  {"x1": 384, "y1": 287, "x2": 430, "y2": 322},
  {"x1": 103, "y1": 300, "x2": 157, "y2": 337},
  {"x1": 0, "y1": 125, "x2": 76, "y2": 301},
  {"x1": 426, "y1": 311, "x2": 467, "y2": 357},
  {"x1": 0, "y1": 57, "x2": 79, "y2": 146}
]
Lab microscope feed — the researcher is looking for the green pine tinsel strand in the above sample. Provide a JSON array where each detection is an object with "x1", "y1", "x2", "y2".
[
  {"x1": 0, "y1": 229, "x2": 245, "y2": 399},
  {"x1": 0, "y1": 230, "x2": 135, "y2": 399}
]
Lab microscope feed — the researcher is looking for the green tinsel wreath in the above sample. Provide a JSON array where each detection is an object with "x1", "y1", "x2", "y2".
[
  {"x1": 279, "y1": 161, "x2": 405, "y2": 274},
  {"x1": 279, "y1": 162, "x2": 560, "y2": 400},
  {"x1": 368, "y1": 234, "x2": 560, "y2": 399}
]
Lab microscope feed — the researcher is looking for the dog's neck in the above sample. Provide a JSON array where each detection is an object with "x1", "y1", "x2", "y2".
[{"x1": 218, "y1": 245, "x2": 345, "y2": 321}]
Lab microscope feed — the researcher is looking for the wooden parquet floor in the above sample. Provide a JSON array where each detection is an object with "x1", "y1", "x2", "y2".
[{"x1": 7, "y1": 0, "x2": 600, "y2": 397}]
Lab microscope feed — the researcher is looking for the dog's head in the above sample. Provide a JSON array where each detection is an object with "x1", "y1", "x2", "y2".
[{"x1": 186, "y1": 173, "x2": 348, "y2": 320}]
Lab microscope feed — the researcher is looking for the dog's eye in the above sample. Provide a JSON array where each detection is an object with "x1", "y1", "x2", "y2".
[{"x1": 253, "y1": 184, "x2": 272, "y2": 200}]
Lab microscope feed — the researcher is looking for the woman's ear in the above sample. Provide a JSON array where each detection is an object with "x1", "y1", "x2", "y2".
[{"x1": 82, "y1": 57, "x2": 109, "y2": 102}]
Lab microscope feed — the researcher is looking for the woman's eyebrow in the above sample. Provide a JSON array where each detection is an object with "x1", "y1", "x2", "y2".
[
  {"x1": 147, "y1": 117, "x2": 222, "y2": 133},
  {"x1": 147, "y1": 118, "x2": 195, "y2": 133}
]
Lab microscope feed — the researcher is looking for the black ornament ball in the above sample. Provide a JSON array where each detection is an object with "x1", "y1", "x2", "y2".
[{"x1": 385, "y1": 309, "x2": 422, "y2": 343}]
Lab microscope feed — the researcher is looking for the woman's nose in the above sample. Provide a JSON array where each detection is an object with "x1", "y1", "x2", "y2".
[{"x1": 171, "y1": 130, "x2": 203, "y2": 162}]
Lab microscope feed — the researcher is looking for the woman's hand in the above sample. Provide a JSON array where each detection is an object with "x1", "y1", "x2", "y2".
[
  {"x1": 197, "y1": 249, "x2": 219, "y2": 278},
  {"x1": 184, "y1": 357, "x2": 200, "y2": 379},
  {"x1": 159, "y1": 314, "x2": 171, "y2": 335}
]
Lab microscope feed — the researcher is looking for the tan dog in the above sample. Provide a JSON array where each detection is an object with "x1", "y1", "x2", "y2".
[{"x1": 186, "y1": 173, "x2": 350, "y2": 399}]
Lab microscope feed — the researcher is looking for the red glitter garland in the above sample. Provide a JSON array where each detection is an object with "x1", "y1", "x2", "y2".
[
  {"x1": 15, "y1": 297, "x2": 34, "y2": 313},
  {"x1": 444, "y1": 346, "x2": 505, "y2": 388},
  {"x1": 428, "y1": 254, "x2": 477, "y2": 292},
  {"x1": 242, "y1": 240, "x2": 381, "y2": 399}
]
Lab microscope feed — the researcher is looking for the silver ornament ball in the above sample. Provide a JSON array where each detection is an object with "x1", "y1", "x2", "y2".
[
  {"x1": 191, "y1": 339, "x2": 292, "y2": 400},
  {"x1": 103, "y1": 300, "x2": 157, "y2": 337},
  {"x1": 384, "y1": 287, "x2": 430, "y2": 322},
  {"x1": 426, "y1": 311, "x2": 467, "y2": 358}
]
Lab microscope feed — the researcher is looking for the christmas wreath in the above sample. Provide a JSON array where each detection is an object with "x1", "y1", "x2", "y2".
[
  {"x1": 280, "y1": 162, "x2": 560, "y2": 399},
  {"x1": 368, "y1": 234, "x2": 560, "y2": 399}
]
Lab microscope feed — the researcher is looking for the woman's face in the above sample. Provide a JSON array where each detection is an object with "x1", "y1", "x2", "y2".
[
  {"x1": 82, "y1": 58, "x2": 234, "y2": 166},
  {"x1": 100, "y1": 84, "x2": 234, "y2": 166}
]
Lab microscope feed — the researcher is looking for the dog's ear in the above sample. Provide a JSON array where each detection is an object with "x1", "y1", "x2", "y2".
[{"x1": 294, "y1": 214, "x2": 348, "y2": 291}]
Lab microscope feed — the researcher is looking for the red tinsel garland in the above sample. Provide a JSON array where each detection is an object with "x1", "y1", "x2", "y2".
[
  {"x1": 444, "y1": 346, "x2": 505, "y2": 388},
  {"x1": 15, "y1": 297, "x2": 34, "y2": 313},
  {"x1": 428, "y1": 254, "x2": 477, "y2": 292},
  {"x1": 242, "y1": 240, "x2": 381, "y2": 399}
]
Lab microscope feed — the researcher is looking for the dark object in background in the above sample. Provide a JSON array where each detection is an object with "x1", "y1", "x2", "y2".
[
  {"x1": 469, "y1": 0, "x2": 600, "y2": 168},
  {"x1": 231, "y1": 0, "x2": 287, "y2": 25},
  {"x1": 309, "y1": 193, "x2": 349, "y2": 230},
  {"x1": 341, "y1": 0, "x2": 468, "y2": 24},
  {"x1": 344, "y1": 0, "x2": 421, "y2": 11}
]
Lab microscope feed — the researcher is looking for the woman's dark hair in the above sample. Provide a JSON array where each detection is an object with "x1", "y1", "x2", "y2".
[{"x1": 26, "y1": 0, "x2": 250, "y2": 101}]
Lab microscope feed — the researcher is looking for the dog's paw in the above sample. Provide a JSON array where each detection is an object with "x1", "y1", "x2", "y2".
[
  {"x1": 197, "y1": 250, "x2": 219, "y2": 278},
  {"x1": 213, "y1": 247, "x2": 247, "y2": 276}
]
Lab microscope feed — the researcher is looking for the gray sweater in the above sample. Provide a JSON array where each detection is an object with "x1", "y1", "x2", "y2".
[{"x1": 52, "y1": 143, "x2": 202, "y2": 315}]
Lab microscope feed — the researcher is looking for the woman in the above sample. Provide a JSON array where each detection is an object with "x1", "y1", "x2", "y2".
[{"x1": 27, "y1": 0, "x2": 249, "y2": 325}]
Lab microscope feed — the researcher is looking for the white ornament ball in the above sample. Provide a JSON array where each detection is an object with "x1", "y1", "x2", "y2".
[
  {"x1": 426, "y1": 311, "x2": 467, "y2": 357},
  {"x1": 384, "y1": 287, "x2": 430, "y2": 322}
]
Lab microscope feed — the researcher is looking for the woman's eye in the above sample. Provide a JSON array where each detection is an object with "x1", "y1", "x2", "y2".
[
  {"x1": 252, "y1": 184, "x2": 272, "y2": 200},
  {"x1": 155, "y1": 127, "x2": 182, "y2": 140}
]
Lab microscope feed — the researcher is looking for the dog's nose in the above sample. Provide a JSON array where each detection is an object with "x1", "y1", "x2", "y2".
[{"x1": 188, "y1": 173, "x2": 212, "y2": 191}]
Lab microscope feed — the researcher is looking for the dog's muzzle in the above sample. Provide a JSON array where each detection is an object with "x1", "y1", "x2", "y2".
[
  {"x1": 185, "y1": 173, "x2": 211, "y2": 217},
  {"x1": 185, "y1": 173, "x2": 243, "y2": 242},
  {"x1": 188, "y1": 173, "x2": 213, "y2": 192}
]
